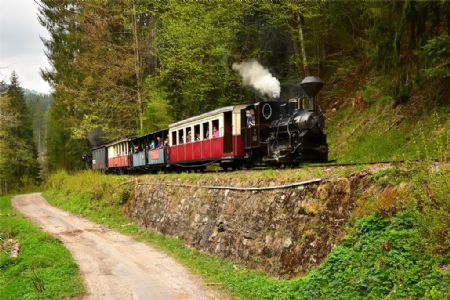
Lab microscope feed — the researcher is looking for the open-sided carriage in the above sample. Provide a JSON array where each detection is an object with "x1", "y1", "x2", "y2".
[{"x1": 129, "y1": 129, "x2": 169, "y2": 173}]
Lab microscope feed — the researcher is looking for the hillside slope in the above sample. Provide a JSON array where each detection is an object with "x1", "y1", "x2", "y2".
[{"x1": 320, "y1": 62, "x2": 449, "y2": 163}]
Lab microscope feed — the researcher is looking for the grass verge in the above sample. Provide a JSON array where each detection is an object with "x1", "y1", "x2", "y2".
[
  {"x1": 42, "y1": 167, "x2": 449, "y2": 299},
  {"x1": 0, "y1": 195, "x2": 84, "y2": 300}
]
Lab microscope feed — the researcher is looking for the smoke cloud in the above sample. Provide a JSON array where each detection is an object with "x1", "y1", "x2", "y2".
[
  {"x1": 87, "y1": 127, "x2": 106, "y2": 147},
  {"x1": 232, "y1": 60, "x2": 281, "y2": 98}
]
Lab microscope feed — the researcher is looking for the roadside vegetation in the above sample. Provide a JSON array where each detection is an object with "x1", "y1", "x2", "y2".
[
  {"x1": 0, "y1": 195, "x2": 84, "y2": 299},
  {"x1": 44, "y1": 160, "x2": 449, "y2": 299}
]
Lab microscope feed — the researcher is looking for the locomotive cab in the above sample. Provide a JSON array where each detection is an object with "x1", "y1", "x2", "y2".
[{"x1": 241, "y1": 101, "x2": 283, "y2": 161}]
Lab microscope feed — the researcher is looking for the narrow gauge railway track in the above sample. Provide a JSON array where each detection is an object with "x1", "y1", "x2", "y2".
[
  {"x1": 117, "y1": 158, "x2": 444, "y2": 177},
  {"x1": 197, "y1": 158, "x2": 443, "y2": 173},
  {"x1": 121, "y1": 158, "x2": 445, "y2": 191},
  {"x1": 305, "y1": 158, "x2": 443, "y2": 168}
]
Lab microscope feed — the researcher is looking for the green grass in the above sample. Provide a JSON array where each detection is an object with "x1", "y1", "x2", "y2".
[
  {"x1": 0, "y1": 195, "x2": 84, "y2": 300},
  {"x1": 42, "y1": 167, "x2": 449, "y2": 299}
]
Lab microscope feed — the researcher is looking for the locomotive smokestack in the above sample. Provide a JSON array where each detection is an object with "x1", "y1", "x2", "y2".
[
  {"x1": 300, "y1": 76, "x2": 324, "y2": 111},
  {"x1": 300, "y1": 76, "x2": 323, "y2": 98}
]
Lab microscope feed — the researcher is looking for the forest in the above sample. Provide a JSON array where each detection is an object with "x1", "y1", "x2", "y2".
[{"x1": 0, "y1": 0, "x2": 449, "y2": 192}]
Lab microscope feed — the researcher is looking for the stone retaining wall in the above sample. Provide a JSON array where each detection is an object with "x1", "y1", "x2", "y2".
[{"x1": 126, "y1": 171, "x2": 376, "y2": 277}]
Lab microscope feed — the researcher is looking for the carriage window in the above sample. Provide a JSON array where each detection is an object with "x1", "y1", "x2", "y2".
[
  {"x1": 186, "y1": 127, "x2": 192, "y2": 143},
  {"x1": 194, "y1": 124, "x2": 200, "y2": 141},
  {"x1": 178, "y1": 129, "x2": 184, "y2": 144},
  {"x1": 171, "y1": 131, "x2": 177, "y2": 146},
  {"x1": 212, "y1": 119, "x2": 220, "y2": 137},
  {"x1": 203, "y1": 122, "x2": 210, "y2": 139}
]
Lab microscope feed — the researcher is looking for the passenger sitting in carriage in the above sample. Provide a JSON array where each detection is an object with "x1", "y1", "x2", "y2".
[
  {"x1": 186, "y1": 130, "x2": 192, "y2": 143},
  {"x1": 213, "y1": 126, "x2": 219, "y2": 137}
]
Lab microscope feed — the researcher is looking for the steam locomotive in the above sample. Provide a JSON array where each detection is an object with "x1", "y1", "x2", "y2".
[{"x1": 91, "y1": 76, "x2": 328, "y2": 173}]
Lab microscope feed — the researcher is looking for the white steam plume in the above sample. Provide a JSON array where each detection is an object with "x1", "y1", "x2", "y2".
[{"x1": 232, "y1": 60, "x2": 280, "y2": 98}]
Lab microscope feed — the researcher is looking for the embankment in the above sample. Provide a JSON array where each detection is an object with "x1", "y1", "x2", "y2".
[{"x1": 127, "y1": 171, "x2": 376, "y2": 277}]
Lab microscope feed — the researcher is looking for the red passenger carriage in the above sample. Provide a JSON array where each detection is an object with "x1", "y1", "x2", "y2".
[
  {"x1": 168, "y1": 105, "x2": 246, "y2": 170},
  {"x1": 106, "y1": 138, "x2": 132, "y2": 171}
]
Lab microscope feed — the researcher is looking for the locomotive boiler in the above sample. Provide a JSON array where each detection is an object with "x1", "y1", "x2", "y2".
[{"x1": 241, "y1": 76, "x2": 328, "y2": 166}]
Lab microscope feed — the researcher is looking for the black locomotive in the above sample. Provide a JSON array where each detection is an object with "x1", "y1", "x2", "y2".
[{"x1": 241, "y1": 76, "x2": 328, "y2": 166}]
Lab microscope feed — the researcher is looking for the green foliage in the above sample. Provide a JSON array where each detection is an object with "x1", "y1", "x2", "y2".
[
  {"x1": 0, "y1": 73, "x2": 40, "y2": 194},
  {"x1": 44, "y1": 168, "x2": 449, "y2": 299},
  {"x1": 44, "y1": 171, "x2": 132, "y2": 217},
  {"x1": 39, "y1": 0, "x2": 156, "y2": 141},
  {"x1": 417, "y1": 33, "x2": 450, "y2": 79},
  {"x1": 291, "y1": 213, "x2": 449, "y2": 299},
  {"x1": 142, "y1": 76, "x2": 173, "y2": 131},
  {"x1": 156, "y1": 1, "x2": 246, "y2": 119},
  {"x1": 372, "y1": 167, "x2": 403, "y2": 187},
  {"x1": 360, "y1": 77, "x2": 395, "y2": 105},
  {"x1": 0, "y1": 195, "x2": 84, "y2": 299},
  {"x1": 24, "y1": 92, "x2": 52, "y2": 178},
  {"x1": 24, "y1": 93, "x2": 51, "y2": 155},
  {"x1": 46, "y1": 102, "x2": 89, "y2": 173},
  {"x1": 409, "y1": 162, "x2": 450, "y2": 254},
  {"x1": 363, "y1": 1, "x2": 450, "y2": 104}
]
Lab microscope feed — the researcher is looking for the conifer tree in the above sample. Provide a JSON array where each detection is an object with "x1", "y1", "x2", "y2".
[{"x1": 0, "y1": 72, "x2": 40, "y2": 193}]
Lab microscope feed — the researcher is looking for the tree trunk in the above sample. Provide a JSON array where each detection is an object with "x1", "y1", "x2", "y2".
[
  {"x1": 297, "y1": 13, "x2": 309, "y2": 77},
  {"x1": 132, "y1": 0, "x2": 143, "y2": 134}
]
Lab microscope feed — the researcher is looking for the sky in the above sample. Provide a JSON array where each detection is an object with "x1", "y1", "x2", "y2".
[{"x1": 0, "y1": 0, "x2": 51, "y2": 94}]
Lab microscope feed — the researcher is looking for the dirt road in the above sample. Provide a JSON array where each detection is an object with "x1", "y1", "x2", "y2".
[{"x1": 12, "y1": 193, "x2": 220, "y2": 300}]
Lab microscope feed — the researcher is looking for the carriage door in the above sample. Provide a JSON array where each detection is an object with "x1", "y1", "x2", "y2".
[{"x1": 223, "y1": 111, "x2": 233, "y2": 153}]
